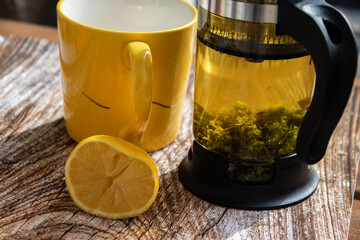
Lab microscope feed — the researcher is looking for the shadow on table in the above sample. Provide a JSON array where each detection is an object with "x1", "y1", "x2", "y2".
[
  {"x1": 0, "y1": 118, "x2": 74, "y2": 165},
  {"x1": 0, "y1": 118, "x2": 76, "y2": 214}
]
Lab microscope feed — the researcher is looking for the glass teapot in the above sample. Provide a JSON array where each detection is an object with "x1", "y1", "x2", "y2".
[{"x1": 179, "y1": 0, "x2": 358, "y2": 209}]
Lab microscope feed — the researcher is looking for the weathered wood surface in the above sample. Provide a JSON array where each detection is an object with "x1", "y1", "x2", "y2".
[
  {"x1": 0, "y1": 35, "x2": 359, "y2": 239},
  {"x1": 355, "y1": 169, "x2": 360, "y2": 200},
  {"x1": 349, "y1": 167, "x2": 360, "y2": 240},
  {"x1": 349, "y1": 200, "x2": 360, "y2": 240}
]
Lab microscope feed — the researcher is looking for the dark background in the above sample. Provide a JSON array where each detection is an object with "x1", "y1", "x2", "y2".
[
  {"x1": 0, "y1": 0, "x2": 358, "y2": 30},
  {"x1": 0, "y1": 0, "x2": 58, "y2": 26}
]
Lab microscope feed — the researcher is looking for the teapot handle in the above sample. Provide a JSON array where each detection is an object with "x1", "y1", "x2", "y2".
[{"x1": 276, "y1": 0, "x2": 358, "y2": 164}]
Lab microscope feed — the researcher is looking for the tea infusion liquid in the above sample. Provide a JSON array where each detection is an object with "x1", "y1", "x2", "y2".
[{"x1": 193, "y1": 7, "x2": 316, "y2": 183}]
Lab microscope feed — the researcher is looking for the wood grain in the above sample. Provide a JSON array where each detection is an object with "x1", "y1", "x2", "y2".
[
  {"x1": 355, "y1": 168, "x2": 360, "y2": 200},
  {"x1": 349, "y1": 200, "x2": 360, "y2": 240},
  {"x1": 0, "y1": 35, "x2": 359, "y2": 239},
  {"x1": 349, "y1": 162, "x2": 360, "y2": 240}
]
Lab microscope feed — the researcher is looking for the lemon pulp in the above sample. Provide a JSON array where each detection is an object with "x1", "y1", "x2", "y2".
[{"x1": 65, "y1": 135, "x2": 159, "y2": 219}]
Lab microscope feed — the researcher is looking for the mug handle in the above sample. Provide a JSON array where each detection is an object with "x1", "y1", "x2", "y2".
[
  {"x1": 276, "y1": 0, "x2": 358, "y2": 164},
  {"x1": 120, "y1": 41, "x2": 153, "y2": 146}
]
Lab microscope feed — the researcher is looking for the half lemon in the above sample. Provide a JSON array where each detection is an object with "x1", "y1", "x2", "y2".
[{"x1": 65, "y1": 135, "x2": 159, "y2": 219}]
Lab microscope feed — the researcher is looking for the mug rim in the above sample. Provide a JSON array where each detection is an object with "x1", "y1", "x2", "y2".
[{"x1": 56, "y1": 0, "x2": 197, "y2": 34}]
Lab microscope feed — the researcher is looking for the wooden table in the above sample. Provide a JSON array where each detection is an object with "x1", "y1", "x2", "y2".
[{"x1": 0, "y1": 18, "x2": 359, "y2": 239}]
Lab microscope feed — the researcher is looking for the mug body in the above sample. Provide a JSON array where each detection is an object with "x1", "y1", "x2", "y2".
[{"x1": 57, "y1": 0, "x2": 197, "y2": 151}]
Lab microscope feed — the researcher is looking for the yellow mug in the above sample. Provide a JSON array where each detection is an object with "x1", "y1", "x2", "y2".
[{"x1": 57, "y1": 0, "x2": 197, "y2": 151}]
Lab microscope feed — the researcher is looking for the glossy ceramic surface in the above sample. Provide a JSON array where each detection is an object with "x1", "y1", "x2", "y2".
[{"x1": 57, "y1": 0, "x2": 197, "y2": 151}]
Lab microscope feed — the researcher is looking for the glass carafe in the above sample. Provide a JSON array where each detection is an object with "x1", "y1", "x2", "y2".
[
  {"x1": 194, "y1": 6, "x2": 316, "y2": 183},
  {"x1": 179, "y1": 0, "x2": 358, "y2": 209}
]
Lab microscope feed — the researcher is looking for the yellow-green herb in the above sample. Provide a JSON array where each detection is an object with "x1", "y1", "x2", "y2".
[{"x1": 193, "y1": 101, "x2": 306, "y2": 182}]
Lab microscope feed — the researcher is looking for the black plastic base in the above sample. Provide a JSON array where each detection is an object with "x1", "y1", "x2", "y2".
[{"x1": 179, "y1": 141, "x2": 319, "y2": 210}]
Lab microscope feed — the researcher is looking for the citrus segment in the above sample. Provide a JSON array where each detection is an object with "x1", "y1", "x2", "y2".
[{"x1": 65, "y1": 135, "x2": 159, "y2": 219}]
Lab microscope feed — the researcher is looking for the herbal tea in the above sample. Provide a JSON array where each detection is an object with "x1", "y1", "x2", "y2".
[{"x1": 193, "y1": 39, "x2": 316, "y2": 182}]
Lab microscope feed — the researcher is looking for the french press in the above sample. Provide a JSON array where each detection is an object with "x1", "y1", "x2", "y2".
[{"x1": 179, "y1": 0, "x2": 358, "y2": 209}]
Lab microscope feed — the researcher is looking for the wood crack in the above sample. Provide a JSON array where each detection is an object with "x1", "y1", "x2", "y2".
[
  {"x1": 30, "y1": 188, "x2": 44, "y2": 207},
  {"x1": 87, "y1": 232, "x2": 98, "y2": 240},
  {"x1": 55, "y1": 182, "x2": 67, "y2": 200},
  {"x1": 57, "y1": 224, "x2": 75, "y2": 240},
  {"x1": 199, "y1": 208, "x2": 228, "y2": 238},
  {"x1": 14, "y1": 217, "x2": 31, "y2": 234},
  {"x1": 69, "y1": 211, "x2": 79, "y2": 220},
  {"x1": 136, "y1": 212, "x2": 161, "y2": 240},
  {"x1": 159, "y1": 194, "x2": 194, "y2": 239}
]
